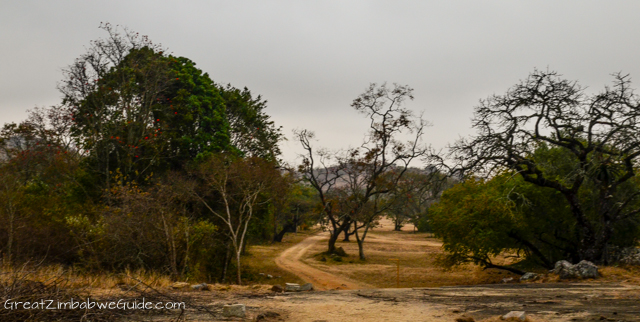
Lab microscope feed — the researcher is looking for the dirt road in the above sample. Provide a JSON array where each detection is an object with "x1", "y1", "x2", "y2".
[{"x1": 274, "y1": 232, "x2": 373, "y2": 291}]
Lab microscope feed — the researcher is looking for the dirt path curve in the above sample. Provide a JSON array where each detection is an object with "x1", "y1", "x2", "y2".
[{"x1": 275, "y1": 232, "x2": 373, "y2": 291}]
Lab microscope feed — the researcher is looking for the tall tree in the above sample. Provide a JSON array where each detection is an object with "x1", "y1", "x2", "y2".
[
  {"x1": 444, "y1": 70, "x2": 640, "y2": 263},
  {"x1": 298, "y1": 83, "x2": 430, "y2": 258},
  {"x1": 58, "y1": 23, "x2": 232, "y2": 190}
]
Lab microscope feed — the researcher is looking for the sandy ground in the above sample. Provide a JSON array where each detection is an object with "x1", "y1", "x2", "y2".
[
  {"x1": 172, "y1": 282, "x2": 640, "y2": 322},
  {"x1": 274, "y1": 233, "x2": 373, "y2": 290}
]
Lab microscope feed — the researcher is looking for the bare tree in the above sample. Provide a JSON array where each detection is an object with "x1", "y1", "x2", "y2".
[
  {"x1": 191, "y1": 155, "x2": 280, "y2": 284},
  {"x1": 297, "y1": 83, "x2": 430, "y2": 258},
  {"x1": 444, "y1": 70, "x2": 640, "y2": 263}
]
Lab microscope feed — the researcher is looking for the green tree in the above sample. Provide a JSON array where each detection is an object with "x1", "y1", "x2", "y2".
[
  {"x1": 59, "y1": 23, "x2": 232, "y2": 190},
  {"x1": 444, "y1": 70, "x2": 640, "y2": 264}
]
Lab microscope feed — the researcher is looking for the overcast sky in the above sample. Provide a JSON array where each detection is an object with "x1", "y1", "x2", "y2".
[{"x1": 2, "y1": 1, "x2": 640, "y2": 165}]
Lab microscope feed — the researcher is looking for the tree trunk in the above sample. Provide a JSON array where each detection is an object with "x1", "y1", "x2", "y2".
[
  {"x1": 342, "y1": 222, "x2": 351, "y2": 242},
  {"x1": 6, "y1": 209, "x2": 14, "y2": 266},
  {"x1": 235, "y1": 250, "x2": 242, "y2": 285},
  {"x1": 221, "y1": 243, "x2": 231, "y2": 282},
  {"x1": 356, "y1": 239, "x2": 365, "y2": 260},
  {"x1": 328, "y1": 220, "x2": 351, "y2": 254},
  {"x1": 273, "y1": 223, "x2": 294, "y2": 242}
]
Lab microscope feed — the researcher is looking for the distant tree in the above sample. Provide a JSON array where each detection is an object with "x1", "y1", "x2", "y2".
[
  {"x1": 297, "y1": 83, "x2": 430, "y2": 258},
  {"x1": 384, "y1": 167, "x2": 449, "y2": 232},
  {"x1": 443, "y1": 70, "x2": 640, "y2": 264}
]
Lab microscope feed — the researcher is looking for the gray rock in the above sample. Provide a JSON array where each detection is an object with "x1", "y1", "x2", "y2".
[
  {"x1": 519, "y1": 272, "x2": 539, "y2": 282},
  {"x1": 299, "y1": 283, "x2": 314, "y2": 291},
  {"x1": 191, "y1": 283, "x2": 209, "y2": 291},
  {"x1": 574, "y1": 260, "x2": 598, "y2": 278},
  {"x1": 222, "y1": 304, "x2": 246, "y2": 318},
  {"x1": 552, "y1": 260, "x2": 579, "y2": 279},
  {"x1": 271, "y1": 284, "x2": 284, "y2": 292},
  {"x1": 551, "y1": 260, "x2": 598, "y2": 279},
  {"x1": 502, "y1": 311, "x2": 526, "y2": 321},
  {"x1": 258, "y1": 273, "x2": 265, "y2": 276},
  {"x1": 619, "y1": 248, "x2": 640, "y2": 265},
  {"x1": 285, "y1": 283, "x2": 300, "y2": 291},
  {"x1": 267, "y1": 274, "x2": 273, "y2": 279}
]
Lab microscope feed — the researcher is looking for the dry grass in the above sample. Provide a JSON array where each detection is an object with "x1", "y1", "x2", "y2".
[
  {"x1": 300, "y1": 228, "x2": 523, "y2": 288},
  {"x1": 242, "y1": 229, "x2": 318, "y2": 285},
  {"x1": 0, "y1": 263, "x2": 173, "y2": 295}
]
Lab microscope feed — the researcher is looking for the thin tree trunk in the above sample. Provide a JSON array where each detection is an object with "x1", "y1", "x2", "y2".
[{"x1": 235, "y1": 249, "x2": 242, "y2": 285}]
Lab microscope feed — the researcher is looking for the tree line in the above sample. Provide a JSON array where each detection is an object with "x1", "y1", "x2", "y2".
[{"x1": 2, "y1": 24, "x2": 638, "y2": 283}]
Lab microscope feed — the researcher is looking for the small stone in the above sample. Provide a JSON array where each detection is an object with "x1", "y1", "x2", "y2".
[
  {"x1": 259, "y1": 273, "x2": 266, "y2": 276},
  {"x1": 191, "y1": 283, "x2": 209, "y2": 291},
  {"x1": 519, "y1": 272, "x2": 539, "y2": 282},
  {"x1": 285, "y1": 283, "x2": 300, "y2": 291},
  {"x1": 501, "y1": 277, "x2": 514, "y2": 283},
  {"x1": 299, "y1": 283, "x2": 314, "y2": 291},
  {"x1": 502, "y1": 311, "x2": 526, "y2": 321},
  {"x1": 170, "y1": 282, "x2": 190, "y2": 289},
  {"x1": 256, "y1": 311, "x2": 280, "y2": 321},
  {"x1": 271, "y1": 284, "x2": 284, "y2": 292},
  {"x1": 267, "y1": 274, "x2": 273, "y2": 279},
  {"x1": 222, "y1": 304, "x2": 246, "y2": 318}
]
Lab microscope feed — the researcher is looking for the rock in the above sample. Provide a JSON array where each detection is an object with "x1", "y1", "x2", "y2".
[
  {"x1": 191, "y1": 283, "x2": 210, "y2": 291},
  {"x1": 222, "y1": 304, "x2": 246, "y2": 318},
  {"x1": 501, "y1": 277, "x2": 514, "y2": 283},
  {"x1": 551, "y1": 260, "x2": 598, "y2": 279},
  {"x1": 259, "y1": 273, "x2": 266, "y2": 276},
  {"x1": 271, "y1": 284, "x2": 284, "y2": 292},
  {"x1": 552, "y1": 260, "x2": 579, "y2": 279},
  {"x1": 299, "y1": 283, "x2": 314, "y2": 291},
  {"x1": 502, "y1": 311, "x2": 526, "y2": 321},
  {"x1": 267, "y1": 274, "x2": 273, "y2": 279},
  {"x1": 285, "y1": 283, "x2": 300, "y2": 291},
  {"x1": 619, "y1": 247, "x2": 640, "y2": 265},
  {"x1": 256, "y1": 311, "x2": 280, "y2": 321},
  {"x1": 519, "y1": 272, "x2": 539, "y2": 282},
  {"x1": 170, "y1": 282, "x2": 190, "y2": 289},
  {"x1": 575, "y1": 260, "x2": 598, "y2": 278}
]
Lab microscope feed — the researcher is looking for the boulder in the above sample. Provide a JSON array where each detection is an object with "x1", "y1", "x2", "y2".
[
  {"x1": 551, "y1": 260, "x2": 598, "y2": 279},
  {"x1": 170, "y1": 282, "x2": 190, "y2": 289},
  {"x1": 502, "y1": 311, "x2": 526, "y2": 321},
  {"x1": 191, "y1": 283, "x2": 210, "y2": 291},
  {"x1": 519, "y1": 272, "x2": 539, "y2": 282},
  {"x1": 271, "y1": 284, "x2": 284, "y2": 292},
  {"x1": 299, "y1": 283, "x2": 314, "y2": 291},
  {"x1": 285, "y1": 283, "x2": 300, "y2": 291},
  {"x1": 222, "y1": 304, "x2": 246, "y2": 318},
  {"x1": 574, "y1": 260, "x2": 598, "y2": 278},
  {"x1": 552, "y1": 260, "x2": 579, "y2": 279}
]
